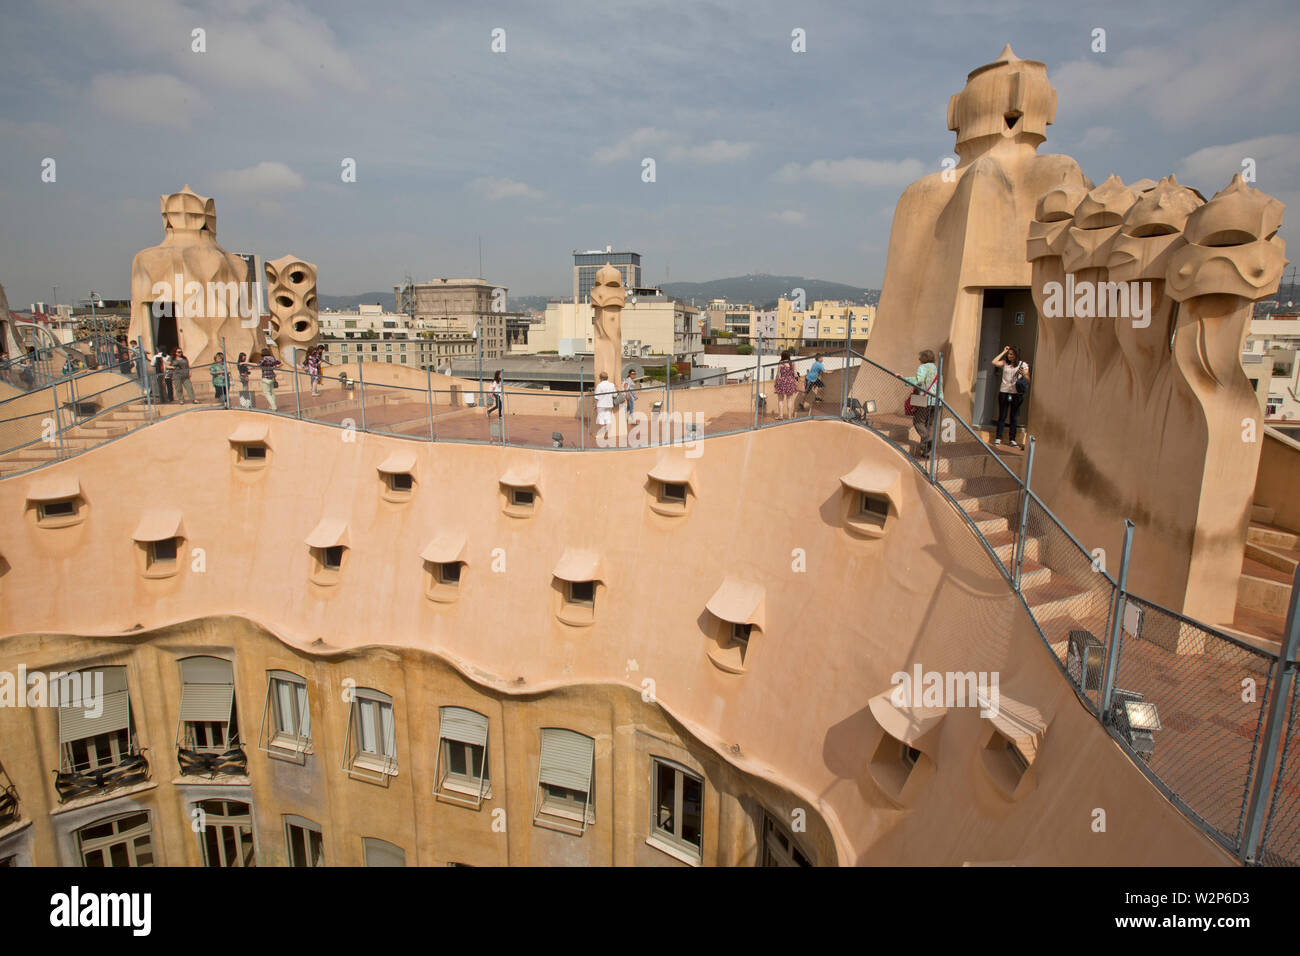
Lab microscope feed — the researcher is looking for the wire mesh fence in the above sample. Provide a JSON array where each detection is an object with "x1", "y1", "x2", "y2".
[
  {"x1": 1105, "y1": 593, "x2": 1279, "y2": 857},
  {"x1": 1258, "y1": 671, "x2": 1300, "y2": 866}
]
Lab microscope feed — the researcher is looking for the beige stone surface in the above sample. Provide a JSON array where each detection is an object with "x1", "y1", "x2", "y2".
[{"x1": 264, "y1": 255, "x2": 320, "y2": 362}]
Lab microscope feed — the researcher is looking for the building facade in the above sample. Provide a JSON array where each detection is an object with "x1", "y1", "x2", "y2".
[
  {"x1": 395, "y1": 278, "x2": 507, "y2": 359},
  {"x1": 319, "y1": 304, "x2": 475, "y2": 370},
  {"x1": 573, "y1": 250, "x2": 641, "y2": 306}
]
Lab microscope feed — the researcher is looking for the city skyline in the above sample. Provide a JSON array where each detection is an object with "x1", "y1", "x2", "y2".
[{"x1": 2, "y1": 0, "x2": 1297, "y2": 307}]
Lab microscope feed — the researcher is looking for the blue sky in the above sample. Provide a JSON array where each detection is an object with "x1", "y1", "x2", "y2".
[{"x1": 1, "y1": 0, "x2": 1297, "y2": 306}]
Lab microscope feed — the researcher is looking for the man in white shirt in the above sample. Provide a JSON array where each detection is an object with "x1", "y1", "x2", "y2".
[{"x1": 594, "y1": 372, "x2": 616, "y2": 436}]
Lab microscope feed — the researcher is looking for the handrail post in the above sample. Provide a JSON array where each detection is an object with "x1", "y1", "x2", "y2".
[
  {"x1": 841, "y1": 326, "x2": 850, "y2": 415},
  {"x1": 928, "y1": 353, "x2": 943, "y2": 481},
  {"x1": 357, "y1": 358, "x2": 367, "y2": 433},
  {"x1": 50, "y1": 383, "x2": 66, "y2": 460},
  {"x1": 753, "y1": 335, "x2": 761, "y2": 428},
  {"x1": 221, "y1": 336, "x2": 230, "y2": 410},
  {"x1": 578, "y1": 359, "x2": 585, "y2": 451},
  {"x1": 293, "y1": 351, "x2": 302, "y2": 420},
  {"x1": 426, "y1": 365, "x2": 435, "y2": 441},
  {"x1": 137, "y1": 337, "x2": 153, "y2": 423},
  {"x1": 1242, "y1": 561, "x2": 1300, "y2": 863},
  {"x1": 1013, "y1": 436, "x2": 1037, "y2": 590},
  {"x1": 1100, "y1": 519, "x2": 1136, "y2": 720}
]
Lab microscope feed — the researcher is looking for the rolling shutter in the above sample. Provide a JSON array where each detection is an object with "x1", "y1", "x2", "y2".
[
  {"x1": 439, "y1": 707, "x2": 488, "y2": 748},
  {"x1": 538, "y1": 728, "x2": 594, "y2": 793},
  {"x1": 58, "y1": 666, "x2": 131, "y2": 743},
  {"x1": 179, "y1": 657, "x2": 235, "y2": 722}
]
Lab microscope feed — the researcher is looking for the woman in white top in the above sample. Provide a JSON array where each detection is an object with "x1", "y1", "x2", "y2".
[{"x1": 991, "y1": 346, "x2": 1030, "y2": 447}]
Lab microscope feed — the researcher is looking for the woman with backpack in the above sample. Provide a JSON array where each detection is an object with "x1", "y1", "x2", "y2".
[{"x1": 992, "y1": 346, "x2": 1030, "y2": 448}]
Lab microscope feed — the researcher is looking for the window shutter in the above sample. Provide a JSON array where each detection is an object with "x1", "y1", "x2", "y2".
[
  {"x1": 363, "y1": 838, "x2": 406, "y2": 867},
  {"x1": 439, "y1": 707, "x2": 488, "y2": 748},
  {"x1": 58, "y1": 683, "x2": 131, "y2": 743},
  {"x1": 538, "y1": 728, "x2": 594, "y2": 792},
  {"x1": 180, "y1": 683, "x2": 235, "y2": 723}
]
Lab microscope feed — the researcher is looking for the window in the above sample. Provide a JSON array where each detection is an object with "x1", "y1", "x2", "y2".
[
  {"x1": 78, "y1": 812, "x2": 154, "y2": 867},
  {"x1": 761, "y1": 811, "x2": 812, "y2": 867},
  {"x1": 901, "y1": 742, "x2": 921, "y2": 771},
  {"x1": 177, "y1": 656, "x2": 238, "y2": 754},
  {"x1": 436, "y1": 707, "x2": 491, "y2": 806},
  {"x1": 648, "y1": 759, "x2": 703, "y2": 863},
  {"x1": 534, "y1": 728, "x2": 595, "y2": 834},
  {"x1": 510, "y1": 488, "x2": 534, "y2": 508},
  {"x1": 860, "y1": 493, "x2": 889, "y2": 519},
  {"x1": 39, "y1": 498, "x2": 78, "y2": 520},
  {"x1": 57, "y1": 666, "x2": 137, "y2": 775},
  {"x1": 730, "y1": 623, "x2": 752, "y2": 659},
  {"x1": 322, "y1": 546, "x2": 344, "y2": 570},
  {"x1": 344, "y1": 688, "x2": 398, "y2": 779},
  {"x1": 148, "y1": 537, "x2": 179, "y2": 569},
  {"x1": 285, "y1": 816, "x2": 324, "y2": 867},
  {"x1": 437, "y1": 562, "x2": 462, "y2": 585},
  {"x1": 259, "y1": 670, "x2": 312, "y2": 755},
  {"x1": 197, "y1": 799, "x2": 256, "y2": 867},
  {"x1": 388, "y1": 472, "x2": 413, "y2": 493},
  {"x1": 567, "y1": 580, "x2": 595, "y2": 607},
  {"x1": 239, "y1": 443, "x2": 266, "y2": 461},
  {"x1": 363, "y1": 837, "x2": 405, "y2": 867},
  {"x1": 659, "y1": 482, "x2": 687, "y2": 503}
]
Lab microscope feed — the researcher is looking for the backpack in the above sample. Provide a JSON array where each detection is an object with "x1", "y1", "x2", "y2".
[{"x1": 1013, "y1": 362, "x2": 1029, "y2": 396}]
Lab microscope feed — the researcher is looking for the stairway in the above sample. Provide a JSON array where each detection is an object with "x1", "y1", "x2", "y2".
[
  {"x1": 1227, "y1": 506, "x2": 1299, "y2": 644},
  {"x1": 0, "y1": 401, "x2": 174, "y2": 476},
  {"x1": 865, "y1": 412, "x2": 1101, "y2": 664}
]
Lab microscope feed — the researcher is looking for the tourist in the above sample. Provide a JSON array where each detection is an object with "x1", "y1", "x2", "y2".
[
  {"x1": 904, "y1": 349, "x2": 942, "y2": 458},
  {"x1": 151, "y1": 349, "x2": 169, "y2": 403},
  {"x1": 773, "y1": 349, "x2": 799, "y2": 420},
  {"x1": 305, "y1": 346, "x2": 322, "y2": 397},
  {"x1": 803, "y1": 353, "x2": 826, "y2": 415},
  {"x1": 486, "y1": 370, "x2": 503, "y2": 418},
  {"x1": 236, "y1": 352, "x2": 253, "y2": 408},
  {"x1": 257, "y1": 349, "x2": 282, "y2": 411},
  {"x1": 209, "y1": 352, "x2": 229, "y2": 406},
  {"x1": 992, "y1": 345, "x2": 1030, "y2": 448},
  {"x1": 171, "y1": 347, "x2": 197, "y2": 403},
  {"x1": 116, "y1": 336, "x2": 132, "y2": 374},
  {"x1": 622, "y1": 368, "x2": 636, "y2": 417},
  {"x1": 593, "y1": 371, "x2": 616, "y2": 436},
  {"x1": 19, "y1": 347, "x2": 36, "y2": 389}
]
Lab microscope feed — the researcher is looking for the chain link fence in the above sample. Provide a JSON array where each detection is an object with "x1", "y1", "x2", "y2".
[
  {"x1": 1105, "y1": 593, "x2": 1279, "y2": 857},
  {"x1": 1255, "y1": 666, "x2": 1299, "y2": 866}
]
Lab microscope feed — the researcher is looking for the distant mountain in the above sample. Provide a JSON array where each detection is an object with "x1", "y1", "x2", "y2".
[
  {"x1": 318, "y1": 292, "x2": 396, "y2": 312},
  {"x1": 659, "y1": 274, "x2": 876, "y2": 309}
]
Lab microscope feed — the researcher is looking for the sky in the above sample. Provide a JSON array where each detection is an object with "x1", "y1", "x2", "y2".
[{"x1": 1, "y1": 0, "x2": 1297, "y2": 307}]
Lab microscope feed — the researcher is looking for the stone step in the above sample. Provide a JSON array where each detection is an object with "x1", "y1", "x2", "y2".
[
  {"x1": 1238, "y1": 560, "x2": 1293, "y2": 619},
  {"x1": 1017, "y1": 559, "x2": 1054, "y2": 592},
  {"x1": 1021, "y1": 577, "x2": 1095, "y2": 622},
  {"x1": 985, "y1": 529, "x2": 1042, "y2": 566},
  {"x1": 65, "y1": 423, "x2": 130, "y2": 439},
  {"x1": 1252, "y1": 503, "x2": 1276, "y2": 524},
  {"x1": 969, "y1": 509, "x2": 1013, "y2": 536},
  {"x1": 1245, "y1": 541, "x2": 1300, "y2": 577},
  {"x1": 949, "y1": 488, "x2": 1022, "y2": 518},
  {"x1": 1248, "y1": 522, "x2": 1299, "y2": 551}
]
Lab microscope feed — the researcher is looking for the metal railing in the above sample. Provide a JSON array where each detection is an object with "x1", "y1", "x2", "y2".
[{"x1": 0, "y1": 341, "x2": 1297, "y2": 864}]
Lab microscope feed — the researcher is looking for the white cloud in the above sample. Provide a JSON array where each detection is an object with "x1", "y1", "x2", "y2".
[
  {"x1": 666, "y1": 139, "x2": 756, "y2": 164},
  {"x1": 1052, "y1": 24, "x2": 1297, "y2": 127},
  {"x1": 1178, "y1": 133, "x2": 1300, "y2": 206},
  {"x1": 592, "y1": 127, "x2": 754, "y2": 166},
  {"x1": 469, "y1": 177, "x2": 544, "y2": 201},
  {"x1": 70, "y1": 0, "x2": 365, "y2": 97},
  {"x1": 1075, "y1": 126, "x2": 1119, "y2": 150},
  {"x1": 211, "y1": 161, "x2": 305, "y2": 193},
  {"x1": 769, "y1": 210, "x2": 807, "y2": 226},
  {"x1": 775, "y1": 156, "x2": 925, "y2": 188},
  {"x1": 88, "y1": 73, "x2": 201, "y2": 128}
]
